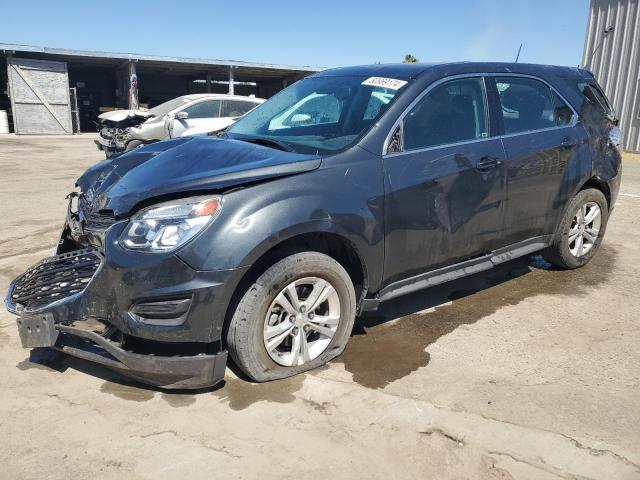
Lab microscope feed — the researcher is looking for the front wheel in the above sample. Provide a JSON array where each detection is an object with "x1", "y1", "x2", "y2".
[
  {"x1": 226, "y1": 252, "x2": 356, "y2": 382},
  {"x1": 543, "y1": 188, "x2": 609, "y2": 269}
]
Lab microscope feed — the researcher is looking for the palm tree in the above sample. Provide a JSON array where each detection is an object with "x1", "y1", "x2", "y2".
[{"x1": 403, "y1": 54, "x2": 418, "y2": 63}]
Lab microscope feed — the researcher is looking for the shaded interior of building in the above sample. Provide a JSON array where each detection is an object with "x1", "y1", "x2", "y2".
[{"x1": 0, "y1": 47, "x2": 317, "y2": 133}]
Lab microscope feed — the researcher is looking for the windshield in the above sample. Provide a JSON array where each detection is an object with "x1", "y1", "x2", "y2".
[
  {"x1": 227, "y1": 76, "x2": 406, "y2": 154},
  {"x1": 147, "y1": 97, "x2": 192, "y2": 117}
]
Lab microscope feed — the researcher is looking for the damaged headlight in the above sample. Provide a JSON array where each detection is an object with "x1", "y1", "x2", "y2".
[{"x1": 120, "y1": 196, "x2": 222, "y2": 252}]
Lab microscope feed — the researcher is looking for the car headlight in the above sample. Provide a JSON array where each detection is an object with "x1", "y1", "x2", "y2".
[{"x1": 120, "y1": 196, "x2": 222, "y2": 252}]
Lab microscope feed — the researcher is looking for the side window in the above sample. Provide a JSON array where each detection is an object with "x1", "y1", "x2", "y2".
[
  {"x1": 496, "y1": 77, "x2": 573, "y2": 134},
  {"x1": 222, "y1": 100, "x2": 258, "y2": 117},
  {"x1": 403, "y1": 77, "x2": 488, "y2": 151},
  {"x1": 269, "y1": 93, "x2": 341, "y2": 130},
  {"x1": 183, "y1": 100, "x2": 221, "y2": 119}
]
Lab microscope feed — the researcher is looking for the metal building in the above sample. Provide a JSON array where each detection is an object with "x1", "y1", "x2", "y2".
[
  {"x1": 582, "y1": 0, "x2": 640, "y2": 152},
  {"x1": 0, "y1": 43, "x2": 322, "y2": 134}
]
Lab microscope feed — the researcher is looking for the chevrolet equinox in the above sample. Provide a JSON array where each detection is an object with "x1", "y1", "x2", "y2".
[{"x1": 6, "y1": 63, "x2": 622, "y2": 389}]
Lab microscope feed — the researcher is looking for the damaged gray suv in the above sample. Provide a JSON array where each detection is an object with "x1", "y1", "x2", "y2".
[{"x1": 6, "y1": 62, "x2": 621, "y2": 389}]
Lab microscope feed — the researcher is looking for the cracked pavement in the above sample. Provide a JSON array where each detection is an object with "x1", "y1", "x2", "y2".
[{"x1": 0, "y1": 135, "x2": 639, "y2": 480}]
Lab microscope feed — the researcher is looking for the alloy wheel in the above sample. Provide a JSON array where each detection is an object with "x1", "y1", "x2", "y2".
[
  {"x1": 568, "y1": 201, "x2": 601, "y2": 257},
  {"x1": 263, "y1": 276, "x2": 341, "y2": 367}
]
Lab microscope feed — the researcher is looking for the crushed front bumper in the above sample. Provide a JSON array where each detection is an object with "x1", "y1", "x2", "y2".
[
  {"x1": 5, "y1": 232, "x2": 246, "y2": 389},
  {"x1": 14, "y1": 311, "x2": 227, "y2": 389}
]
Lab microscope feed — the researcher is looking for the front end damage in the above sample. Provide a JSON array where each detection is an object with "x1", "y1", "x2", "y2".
[
  {"x1": 6, "y1": 136, "x2": 321, "y2": 388},
  {"x1": 95, "y1": 126, "x2": 132, "y2": 158},
  {"x1": 95, "y1": 110, "x2": 153, "y2": 158},
  {"x1": 5, "y1": 193, "x2": 239, "y2": 389}
]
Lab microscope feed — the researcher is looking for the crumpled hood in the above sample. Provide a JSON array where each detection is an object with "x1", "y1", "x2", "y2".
[
  {"x1": 98, "y1": 109, "x2": 154, "y2": 128},
  {"x1": 77, "y1": 136, "x2": 321, "y2": 216}
]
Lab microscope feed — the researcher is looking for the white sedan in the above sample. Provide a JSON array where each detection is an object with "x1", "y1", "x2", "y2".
[{"x1": 96, "y1": 94, "x2": 264, "y2": 157}]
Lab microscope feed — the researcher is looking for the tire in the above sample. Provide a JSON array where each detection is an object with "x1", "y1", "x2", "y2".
[
  {"x1": 543, "y1": 188, "x2": 609, "y2": 269},
  {"x1": 125, "y1": 140, "x2": 144, "y2": 152},
  {"x1": 227, "y1": 252, "x2": 356, "y2": 382}
]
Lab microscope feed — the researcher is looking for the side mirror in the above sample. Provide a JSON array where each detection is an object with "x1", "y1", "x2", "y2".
[{"x1": 175, "y1": 111, "x2": 189, "y2": 120}]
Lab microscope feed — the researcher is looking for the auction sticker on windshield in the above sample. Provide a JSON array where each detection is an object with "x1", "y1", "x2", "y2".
[{"x1": 361, "y1": 77, "x2": 408, "y2": 90}]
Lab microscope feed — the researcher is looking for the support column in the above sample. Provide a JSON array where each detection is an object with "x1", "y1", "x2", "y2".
[
  {"x1": 228, "y1": 66, "x2": 235, "y2": 95},
  {"x1": 206, "y1": 72, "x2": 212, "y2": 93},
  {"x1": 128, "y1": 60, "x2": 139, "y2": 110}
]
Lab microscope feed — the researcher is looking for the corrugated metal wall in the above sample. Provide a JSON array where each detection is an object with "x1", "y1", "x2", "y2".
[{"x1": 583, "y1": 0, "x2": 640, "y2": 152}]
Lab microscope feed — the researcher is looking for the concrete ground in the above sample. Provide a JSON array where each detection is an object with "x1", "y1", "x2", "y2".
[{"x1": 0, "y1": 134, "x2": 639, "y2": 480}]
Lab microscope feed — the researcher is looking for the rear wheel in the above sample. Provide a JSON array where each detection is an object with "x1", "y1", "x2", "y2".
[
  {"x1": 543, "y1": 188, "x2": 609, "y2": 269},
  {"x1": 226, "y1": 252, "x2": 356, "y2": 382}
]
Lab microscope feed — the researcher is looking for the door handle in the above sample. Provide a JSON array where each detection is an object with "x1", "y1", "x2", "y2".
[
  {"x1": 476, "y1": 156, "x2": 502, "y2": 170},
  {"x1": 561, "y1": 136, "x2": 577, "y2": 149}
]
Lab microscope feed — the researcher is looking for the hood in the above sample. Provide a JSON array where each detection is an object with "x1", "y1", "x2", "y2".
[
  {"x1": 77, "y1": 136, "x2": 321, "y2": 216},
  {"x1": 98, "y1": 109, "x2": 155, "y2": 128}
]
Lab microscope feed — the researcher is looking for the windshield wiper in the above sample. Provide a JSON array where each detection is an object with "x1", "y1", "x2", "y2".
[{"x1": 236, "y1": 136, "x2": 295, "y2": 152}]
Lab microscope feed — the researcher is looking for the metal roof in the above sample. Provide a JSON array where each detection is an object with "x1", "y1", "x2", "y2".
[{"x1": 0, "y1": 43, "x2": 324, "y2": 81}]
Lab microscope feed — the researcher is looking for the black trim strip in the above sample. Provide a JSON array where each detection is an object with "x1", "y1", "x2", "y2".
[{"x1": 363, "y1": 235, "x2": 551, "y2": 309}]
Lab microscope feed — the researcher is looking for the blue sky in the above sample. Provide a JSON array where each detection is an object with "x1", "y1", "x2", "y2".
[{"x1": 2, "y1": 0, "x2": 589, "y2": 68}]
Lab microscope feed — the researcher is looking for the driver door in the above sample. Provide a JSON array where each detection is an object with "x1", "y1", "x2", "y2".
[{"x1": 382, "y1": 76, "x2": 508, "y2": 285}]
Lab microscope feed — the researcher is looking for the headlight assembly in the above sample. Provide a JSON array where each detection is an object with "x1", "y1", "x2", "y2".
[{"x1": 120, "y1": 196, "x2": 222, "y2": 253}]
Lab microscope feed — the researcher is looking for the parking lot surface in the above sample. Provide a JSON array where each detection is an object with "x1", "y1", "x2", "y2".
[{"x1": 1, "y1": 134, "x2": 639, "y2": 480}]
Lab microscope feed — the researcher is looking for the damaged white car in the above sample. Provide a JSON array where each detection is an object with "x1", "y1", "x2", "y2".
[{"x1": 95, "y1": 94, "x2": 264, "y2": 157}]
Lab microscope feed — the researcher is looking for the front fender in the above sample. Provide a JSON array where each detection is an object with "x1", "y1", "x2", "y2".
[{"x1": 176, "y1": 157, "x2": 385, "y2": 291}]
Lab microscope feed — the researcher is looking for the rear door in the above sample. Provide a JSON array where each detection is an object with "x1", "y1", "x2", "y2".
[
  {"x1": 221, "y1": 99, "x2": 260, "y2": 118},
  {"x1": 382, "y1": 76, "x2": 508, "y2": 285},
  {"x1": 490, "y1": 75, "x2": 587, "y2": 245}
]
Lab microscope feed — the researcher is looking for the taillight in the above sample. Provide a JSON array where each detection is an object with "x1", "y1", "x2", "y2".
[{"x1": 609, "y1": 126, "x2": 621, "y2": 148}]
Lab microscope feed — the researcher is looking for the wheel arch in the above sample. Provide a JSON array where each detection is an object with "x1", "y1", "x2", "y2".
[
  {"x1": 221, "y1": 231, "x2": 369, "y2": 349},
  {"x1": 579, "y1": 176, "x2": 611, "y2": 208}
]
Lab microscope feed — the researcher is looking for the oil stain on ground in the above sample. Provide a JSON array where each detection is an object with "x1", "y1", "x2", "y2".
[
  {"x1": 339, "y1": 247, "x2": 617, "y2": 389},
  {"x1": 100, "y1": 381, "x2": 156, "y2": 402},
  {"x1": 99, "y1": 380, "x2": 198, "y2": 406},
  {"x1": 212, "y1": 374, "x2": 305, "y2": 411},
  {"x1": 160, "y1": 392, "x2": 197, "y2": 407}
]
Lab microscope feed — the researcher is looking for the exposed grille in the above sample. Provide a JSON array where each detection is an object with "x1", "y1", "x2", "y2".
[
  {"x1": 11, "y1": 249, "x2": 101, "y2": 310},
  {"x1": 79, "y1": 195, "x2": 115, "y2": 230}
]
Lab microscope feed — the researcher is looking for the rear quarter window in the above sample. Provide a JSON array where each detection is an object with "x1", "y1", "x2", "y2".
[
  {"x1": 222, "y1": 100, "x2": 259, "y2": 117},
  {"x1": 578, "y1": 81, "x2": 616, "y2": 121},
  {"x1": 495, "y1": 77, "x2": 574, "y2": 135}
]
